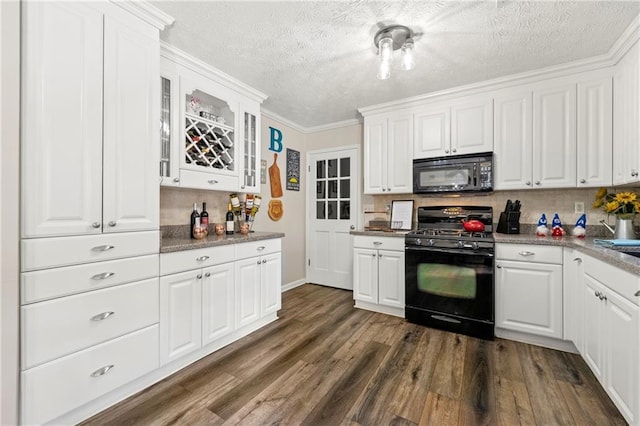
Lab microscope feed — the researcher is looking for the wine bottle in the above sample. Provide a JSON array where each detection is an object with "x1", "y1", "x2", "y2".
[
  {"x1": 201, "y1": 202, "x2": 209, "y2": 235},
  {"x1": 190, "y1": 203, "x2": 200, "y2": 239},
  {"x1": 226, "y1": 203, "x2": 234, "y2": 235}
]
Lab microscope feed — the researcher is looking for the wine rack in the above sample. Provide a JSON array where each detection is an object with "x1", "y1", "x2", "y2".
[{"x1": 184, "y1": 113, "x2": 235, "y2": 172}]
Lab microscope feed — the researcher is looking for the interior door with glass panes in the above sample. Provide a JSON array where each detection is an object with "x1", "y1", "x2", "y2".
[{"x1": 307, "y1": 147, "x2": 359, "y2": 289}]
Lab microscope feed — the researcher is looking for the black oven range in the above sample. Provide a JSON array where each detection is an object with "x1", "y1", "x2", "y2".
[{"x1": 405, "y1": 206, "x2": 495, "y2": 340}]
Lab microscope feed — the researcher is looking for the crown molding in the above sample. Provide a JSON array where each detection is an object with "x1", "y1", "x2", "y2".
[
  {"x1": 112, "y1": 1, "x2": 175, "y2": 30},
  {"x1": 261, "y1": 109, "x2": 362, "y2": 134},
  {"x1": 161, "y1": 42, "x2": 268, "y2": 104},
  {"x1": 260, "y1": 109, "x2": 308, "y2": 134},
  {"x1": 360, "y1": 15, "x2": 640, "y2": 116}
]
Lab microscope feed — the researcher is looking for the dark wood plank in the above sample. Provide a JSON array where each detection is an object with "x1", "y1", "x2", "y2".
[
  {"x1": 458, "y1": 337, "x2": 496, "y2": 426},
  {"x1": 418, "y1": 391, "x2": 461, "y2": 426},
  {"x1": 494, "y1": 376, "x2": 536, "y2": 426},
  {"x1": 429, "y1": 332, "x2": 467, "y2": 400},
  {"x1": 494, "y1": 338, "x2": 526, "y2": 382},
  {"x1": 299, "y1": 341, "x2": 390, "y2": 426}
]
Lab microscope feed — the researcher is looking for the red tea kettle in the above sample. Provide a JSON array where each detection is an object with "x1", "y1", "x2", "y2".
[{"x1": 462, "y1": 219, "x2": 485, "y2": 232}]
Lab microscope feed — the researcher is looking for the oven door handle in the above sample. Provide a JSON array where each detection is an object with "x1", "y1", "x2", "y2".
[{"x1": 405, "y1": 246, "x2": 494, "y2": 257}]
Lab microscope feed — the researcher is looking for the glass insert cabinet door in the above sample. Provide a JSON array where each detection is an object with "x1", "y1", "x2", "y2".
[
  {"x1": 241, "y1": 106, "x2": 260, "y2": 191},
  {"x1": 316, "y1": 157, "x2": 351, "y2": 221},
  {"x1": 181, "y1": 84, "x2": 236, "y2": 175}
]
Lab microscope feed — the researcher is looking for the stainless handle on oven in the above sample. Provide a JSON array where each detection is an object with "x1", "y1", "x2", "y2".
[
  {"x1": 431, "y1": 314, "x2": 461, "y2": 324},
  {"x1": 518, "y1": 251, "x2": 535, "y2": 256},
  {"x1": 405, "y1": 246, "x2": 494, "y2": 257}
]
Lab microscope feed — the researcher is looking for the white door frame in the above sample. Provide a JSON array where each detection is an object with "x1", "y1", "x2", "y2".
[{"x1": 305, "y1": 145, "x2": 361, "y2": 286}]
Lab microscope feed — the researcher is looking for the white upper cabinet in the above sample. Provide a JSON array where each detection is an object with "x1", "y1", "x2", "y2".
[
  {"x1": 532, "y1": 81, "x2": 577, "y2": 188},
  {"x1": 363, "y1": 111, "x2": 413, "y2": 194},
  {"x1": 21, "y1": 2, "x2": 159, "y2": 237},
  {"x1": 577, "y1": 75, "x2": 613, "y2": 187},
  {"x1": 159, "y1": 44, "x2": 267, "y2": 192},
  {"x1": 613, "y1": 41, "x2": 640, "y2": 185},
  {"x1": 413, "y1": 104, "x2": 450, "y2": 158},
  {"x1": 494, "y1": 79, "x2": 578, "y2": 190},
  {"x1": 414, "y1": 95, "x2": 493, "y2": 159},
  {"x1": 494, "y1": 90, "x2": 534, "y2": 190}
]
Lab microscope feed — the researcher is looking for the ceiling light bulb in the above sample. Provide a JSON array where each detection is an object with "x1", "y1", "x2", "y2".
[
  {"x1": 377, "y1": 60, "x2": 391, "y2": 80},
  {"x1": 401, "y1": 38, "x2": 415, "y2": 71},
  {"x1": 378, "y1": 36, "x2": 393, "y2": 63}
]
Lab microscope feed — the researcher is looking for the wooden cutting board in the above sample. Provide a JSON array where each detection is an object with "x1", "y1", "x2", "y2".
[{"x1": 269, "y1": 153, "x2": 283, "y2": 198}]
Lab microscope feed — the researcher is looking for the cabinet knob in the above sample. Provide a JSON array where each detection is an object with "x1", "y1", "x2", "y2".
[
  {"x1": 452, "y1": 148, "x2": 457, "y2": 153},
  {"x1": 382, "y1": 188, "x2": 386, "y2": 192},
  {"x1": 241, "y1": 185, "x2": 246, "y2": 189},
  {"x1": 534, "y1": 181, "x2": 541, "y2": 186},
  {"x1": 90, "y1": 365, "x2": 114, "y2": 378},
  {"x1": 387, "y1": 188, "x2": 391, "y2": 191},
  {"x1": 525, "y1": 181, "x2": 531, "y2": 186},
  {"x1": 350, "y1": 225, "x2": 355, "y2": 230},
  {"x1": 257, "y1": 260, "x2": 261, "y2": 265},
  {"x1": 378, "y1": 253, "x2": 382, "y2": 257},
  {"x1": 205, "y1": 272, "x2": 211, "y2": 277},
  {"x1": 496, "y1": 264, "x2": 502, "y2": 268},
  {"x1": 173, "y1": 177, "x2": 180, "y2": 183},
  {"x1": 573, "y1": 258, "x2": 582, "y2": 263},
  {"x1": 635, "y1": 290, "x2": 640, "y2": 297},
  {"x1": 92, "y1": 222, "x2": 101, "y2": 228},
  {"x1": 632, "y1": 171, "x2": 639, "y2": 177},
  {"x1": 445, "y1": 149, "x2": 450, "y2": 154},
  {"x1": 262, "y1": 259, "x2": 267, "y2": 264},
  {"x1": 208, "y1": 179, "x2": 219, "y2": 184},
  {"x1": 372, "y1": 253, "x2": 376, "y2": 257},
  {"x1": 108, "y1": 221, "x2": 117, "y2": 227},
  {"x1": 579, "y1": 179, "x2": 586, "y2": 184},
  {"x1": 196, "y1": 255, "x2": 210, "y2": 261},
  {"x1": 197, "y1": 274, "x2": 202, "y2": 279},
  {"x1": 595, "y1": 290, "x2": 601, "y2": 298}
]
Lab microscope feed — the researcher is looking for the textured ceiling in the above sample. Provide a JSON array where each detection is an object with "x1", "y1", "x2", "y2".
[{"x1": 152, "y1": 1, "x2": 639, "y2": 129}]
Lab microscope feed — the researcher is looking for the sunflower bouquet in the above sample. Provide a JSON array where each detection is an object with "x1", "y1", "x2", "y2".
[{"x1": 592, "y1": 187, "x2": 640, "y2": 219}]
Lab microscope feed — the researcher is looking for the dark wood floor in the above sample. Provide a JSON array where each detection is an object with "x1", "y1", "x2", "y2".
[{"x1": 83, "y1": 284, "x2": 626, "y2": 425}]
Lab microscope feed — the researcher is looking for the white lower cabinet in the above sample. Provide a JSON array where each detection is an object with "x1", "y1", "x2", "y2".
[
  {"x1": 159, "y1": 270, "x2": 202, "y2": 365},
  {"x1": 353, "y1": 236, "x2": 404, "y2": 317},
  {"x1": 495, "y1": 244, "x2": 563, "y2": 339},
  {"x1": 159, "y1": 238, "x2": 282, "y2": 365},
  {"x1": 580, "y1": 253, "x2": 639, "y2": 424},
  {"x1": 562, "y1": 248, "x2": 584, "y2": 350},
  {"x1": 22, "y1": 325, "x2": 159, "y2": 426}
]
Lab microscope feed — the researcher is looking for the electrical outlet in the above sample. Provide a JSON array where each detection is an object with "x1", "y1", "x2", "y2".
[{"x1": 574, "y1": 202, "x2": 585, "y2": 214}]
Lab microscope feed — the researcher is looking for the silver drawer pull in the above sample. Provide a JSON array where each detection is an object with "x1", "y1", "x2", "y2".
[
  {"x1": 573, "y1": 258, "x2": 582, "y2": 263},
  {"x1": 373, "y1": 241, "x2": 382, "y2": 245},
  {"x1": 90, "y1": 365, "x2": 114, "y2": 378},
  {"x1": 208, "y1": 179, "x2": 218, "y2": 184},
  {"x1": 91, "y1": 311, "x2": 115, "y2": 321},
  {"x1": 196, "y1": 255, "x2": 210, "y2": 261},
  {"x1": 91, "y1": 272, "x2": 115, "y2": 280},
  {"x1": 91, "y1": 245, "x2": 115, "y2": 252},
  {"x1": 518, "y1": 251, "x2": 535, "y2": 256},
  {"x1": 257, "y1": 246, "x2": 266, "y2": 251}
]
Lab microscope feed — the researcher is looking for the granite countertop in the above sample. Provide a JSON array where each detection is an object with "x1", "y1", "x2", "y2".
[
  {"x1": 161, "y1": 226, "x2": 285, "y2": 253},
  {"x1": 494, "y1": 234, "x2": 640, "y2": 275}
]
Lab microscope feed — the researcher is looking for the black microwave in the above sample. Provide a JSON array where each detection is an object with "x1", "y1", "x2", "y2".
[{"x1": 413, "y1": 152, "x2": 493, "y2": 194}]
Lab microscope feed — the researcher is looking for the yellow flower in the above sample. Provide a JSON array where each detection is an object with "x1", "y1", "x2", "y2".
[
  {"x1": 635, "y1": 201, "x2": 640, "y2": 213},
  {"x1": 593, "y1": 199, "x2": 604, "y2": 208},
  {"x1": 595, "y1": 187, "x2": 607, "y2": 199},
  {"x1": 605, "y1": 201, "x2": 620, "y2": 213},
  {"x1": 615, "y1": 191, "x2": 637, "y2": 204}
]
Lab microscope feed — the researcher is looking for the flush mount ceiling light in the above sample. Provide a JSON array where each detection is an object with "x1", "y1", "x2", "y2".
[{"x1": 374, "y1": 24, "x2": 415, "y2": 80}]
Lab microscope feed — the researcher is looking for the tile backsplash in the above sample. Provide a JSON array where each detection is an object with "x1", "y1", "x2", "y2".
[
  {"x1": 161, "y1": 187, "x2": 231, "y2": 227},
  {"x1": 368, "y1": 187, "x2": 640, "y2": 235}
]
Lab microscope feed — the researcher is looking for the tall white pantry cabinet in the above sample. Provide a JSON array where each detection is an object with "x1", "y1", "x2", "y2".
[{"x1": 20, "y1": 2, "x2": 172, "y2": 425}]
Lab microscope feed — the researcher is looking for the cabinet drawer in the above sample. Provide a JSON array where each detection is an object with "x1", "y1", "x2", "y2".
[
  {"x1": 583, "y1": 253, "x2": 640, "y2": 305},
  {"x1": 21, "y1": 254, "x2": 158, "y2": 304},
  {"x1": 235, "y1": 238, "x2": 282, "y2": 260},
  {"x1": 180, "y1": 169, "x2": 239, "y2": 191},
  {"x1": 353, "y1": 235, "x2": 405, "y2": 251},
  {"x1": 21, "y1": 231, "x2": 159, "y2": 271},
  {"x1": 21, "y1": 278, "x2": 159, "y2": 369},
  {"x1": 496, "y1": 243, "x2": 562, "y2": 264},
  {"x1": 160, "y1": 244, "x2": 235, "y2": 276},
  {"x1": 21, "y1": 324, "x2": 159, "y2": 426}
]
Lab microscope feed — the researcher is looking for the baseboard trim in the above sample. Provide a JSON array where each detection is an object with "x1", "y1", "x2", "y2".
[
  {"x1": 495, "y1": 327, "x2": 578, "y2": 354},
  {"x1": 282, "y1": 278, "x2": 306, "y2": 292}
]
